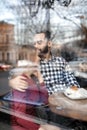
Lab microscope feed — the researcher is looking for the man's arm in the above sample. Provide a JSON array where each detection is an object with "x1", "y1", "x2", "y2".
[{"x1": 63, "y1": 60, "x2": 80, "y2": 88}]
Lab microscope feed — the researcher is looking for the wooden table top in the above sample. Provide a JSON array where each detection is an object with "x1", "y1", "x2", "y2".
[{"x1": 48, "y1": 92, "x2": 87, "y2": 122}]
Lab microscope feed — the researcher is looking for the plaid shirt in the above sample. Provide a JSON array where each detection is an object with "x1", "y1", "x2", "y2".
[{"x1": 40, "y1": 56, "x2": 80, "y2": 95}]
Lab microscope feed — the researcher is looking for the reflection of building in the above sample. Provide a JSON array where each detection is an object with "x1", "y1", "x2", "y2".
[
  {"x1": 0, "y1": 21, "x2": 37, "y2": 65},
  {"x1": 0, "y1": 21, "x2": 19, "y2": 64},
  {"x1": 18, "y1": 45, "x2": 35, "y2": 61}
]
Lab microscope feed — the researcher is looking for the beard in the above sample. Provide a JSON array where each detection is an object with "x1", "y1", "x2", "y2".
[{"x1": 38, "y1": 45, "x2": 49, "y2": 59}]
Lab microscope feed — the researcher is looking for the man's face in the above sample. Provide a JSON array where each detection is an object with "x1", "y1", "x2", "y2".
[{"x1": 33, "y1": 33, "x2": 49, "y2": 58}]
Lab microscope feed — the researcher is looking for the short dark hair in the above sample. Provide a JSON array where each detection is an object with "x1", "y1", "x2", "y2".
[
  {"x1": 36, "y1": 30, "x2": 51, "y2": 40},
  {"x1": 45, "y1": 30, "x2": 51, "y2": 40}
]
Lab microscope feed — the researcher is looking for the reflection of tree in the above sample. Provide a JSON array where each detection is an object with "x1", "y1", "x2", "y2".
[
  {"x1": 81, "y1": 24, "x2": 87, "y2": 48},
  {"x1": 51, "y1": 45, "x2": 78, "y2": 62},
  {"x1": 3, "y1": 0, "x2": 86, "y2": 49},
  {"x1": 60, "y1": 45, "x2": 77, "y2": 61},
  {"x1": 74, "y1": 23, "x2": 87, "y2": 49},
  {"x1": 8, "y1": 0, "x2": 73, "y2": 45}
]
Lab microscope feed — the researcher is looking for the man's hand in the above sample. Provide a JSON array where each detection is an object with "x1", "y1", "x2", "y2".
[
  {"x1": 9, "y1": 75, "x2": 29, "y2": 92},
  {"x1": 32, "y1": 70, "x2": 44, "y2": 83}
]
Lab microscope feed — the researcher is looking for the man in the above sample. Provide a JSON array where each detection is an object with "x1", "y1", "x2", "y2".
[
  {"x1": 33, "y1": 31, "x2": 80, "y2": 95},
  {"x1": 9, "y1": 30, "x2": 80, "y2": 130}
]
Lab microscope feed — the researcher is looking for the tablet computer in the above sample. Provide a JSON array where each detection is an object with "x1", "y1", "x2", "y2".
[{"x1": 0, "y1": 91, "x2": 44, "y2": 106}]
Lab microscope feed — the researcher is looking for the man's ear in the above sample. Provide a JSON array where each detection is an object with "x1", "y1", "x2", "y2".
[{"x1": 48, "y1": 41, "x2": 52, "y2": 48}]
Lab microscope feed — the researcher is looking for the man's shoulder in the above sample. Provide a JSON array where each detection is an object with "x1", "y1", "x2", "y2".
[
  {"x1": 54, "y1": 56, "x2": 66, "y2": 62},
  {"x1": 53, "y1": 56, "x2": 67, "y2": 67}
]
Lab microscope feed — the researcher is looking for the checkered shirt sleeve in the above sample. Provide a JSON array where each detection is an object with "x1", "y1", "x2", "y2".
[{"x1": 63, "y1": 60, "x2": 80, "y2": 88}]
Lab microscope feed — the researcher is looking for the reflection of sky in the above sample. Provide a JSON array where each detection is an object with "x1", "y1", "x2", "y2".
[
  {"x1": 0, "y1": 0, "x2": 81, "y2": 26},
  {"x1": 0, "y1": 0, "x2": 20, "y2": 24},
  {"x1": 0, "y1": 0, "x2": 69, "y2": 25},
  {"x1": 0, "y1": 0, "x2": 85, "y2": 42}
]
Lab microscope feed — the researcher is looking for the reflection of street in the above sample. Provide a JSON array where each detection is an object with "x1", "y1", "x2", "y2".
[
  {"x1": 79, "y1": 62, "x2": 87, "y2": 72},
  {"x1": 75, "y1": 71, "x2": 87, "y2": 79},
  {"x1": 0, "y1": 71, "x2": 11, "y2": 96},
  {"x1": 0, "y1": 71, "x2": 11, "y2": 130},
  {"x1": 69, "y1": 60, "x2": 87, "y2": 74},
  {"x1": 0, "y1": 112, "x2": 11, "y2": 130},
  {"x1": 69, "y1": 61, "x2": 87, "y2": 88}
]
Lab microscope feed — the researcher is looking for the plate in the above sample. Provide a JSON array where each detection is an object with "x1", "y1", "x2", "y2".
[{"x1": 64, "y1": 88, "x2": 87, "y2": 99}]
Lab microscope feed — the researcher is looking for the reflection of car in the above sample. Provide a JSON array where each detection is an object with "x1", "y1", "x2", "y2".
[
  {"x1": 79, "y1": 62, "x2": 87, "y2": 72},
  {"x1": 69, "y1": 61, "x2": 81, "y2": 71},
  {"x1": 17, "y1": 60, "x2": 38, "y2": 67},
  {"x1": 17, "y1": 60, "x2": 32, "y2": 67},
  {"x1": 0, "y1": 64, "x2": 12, "y2": 71}
]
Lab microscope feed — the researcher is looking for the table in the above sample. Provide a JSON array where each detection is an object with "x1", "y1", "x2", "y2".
[{"x1": 48, "y1": 92, "x2": 87, "y2": 122}]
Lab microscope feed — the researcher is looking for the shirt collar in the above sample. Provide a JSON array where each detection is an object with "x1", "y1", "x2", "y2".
[{"x1": 40, "y1": 55, "x2": 56, "y2": 63}]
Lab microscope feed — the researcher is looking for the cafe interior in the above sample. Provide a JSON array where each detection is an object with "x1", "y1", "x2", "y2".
[{"x1": 0, "y1": 0, "x2": 87, "y2": 130}]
